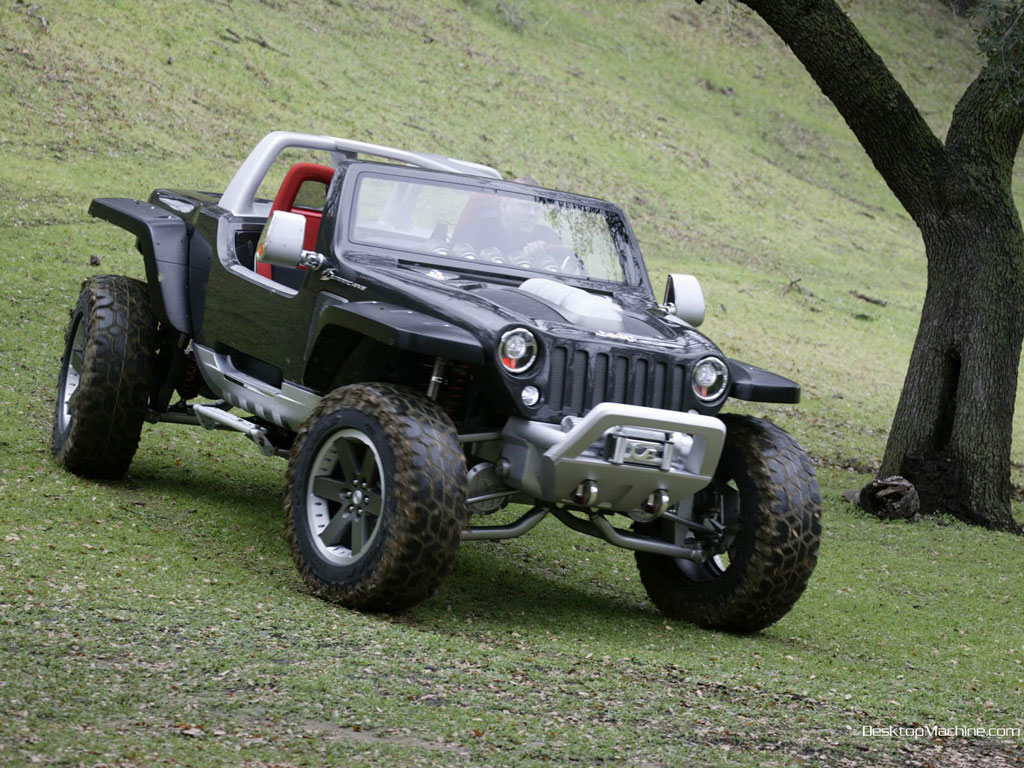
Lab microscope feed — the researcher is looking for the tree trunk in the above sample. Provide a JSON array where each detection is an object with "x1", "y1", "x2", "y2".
[
  {"x1": 879, "y1": 53, "x2": 1024, "y2": 533},
  {"x1": 881, "y1": 204, "x2": 1024, "y2": 532},
  {"x1": 729, "y1": 0, "x2": 1024, "y2": 532}
]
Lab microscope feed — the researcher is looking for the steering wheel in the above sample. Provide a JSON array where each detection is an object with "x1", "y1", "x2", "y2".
[{"x1": 548, "y1": 245, "x2": 586, "y2": 276}]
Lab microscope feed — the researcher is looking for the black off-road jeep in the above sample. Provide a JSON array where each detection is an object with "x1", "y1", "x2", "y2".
[{"x1": 54, "y1": 131, "x2": 821, "y2": 631}]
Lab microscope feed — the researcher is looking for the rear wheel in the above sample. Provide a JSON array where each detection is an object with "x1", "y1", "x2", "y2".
[
  {"x1": 52, "y1": 275, "x2": 156, "y2": 479},
  {"x1": 284, "y1": 383, "x2": 468, "y2": 611},
  {"x1": 634, "y1": 415, "x2": 821, "y2": 632}
]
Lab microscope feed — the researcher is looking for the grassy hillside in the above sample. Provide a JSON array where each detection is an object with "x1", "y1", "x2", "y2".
[{"x1": 1, "y1": 1, "x2": 1022, "y2": 766}]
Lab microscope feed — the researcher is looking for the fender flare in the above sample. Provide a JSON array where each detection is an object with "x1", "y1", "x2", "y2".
[
  {"x1": 727, "y1": 359, "x2": 801, "y2": 404},
  {"x1": 88, "y1": 198, "x2": 191, "y2": 335},
  {"x1": 307, "y1": 294, "x2": 485, "y2": 372}
]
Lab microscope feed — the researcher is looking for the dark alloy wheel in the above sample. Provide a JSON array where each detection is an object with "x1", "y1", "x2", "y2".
[
  {"x1": 284, "y1": 383, "x2": 469, "y2": 612},
  {"x1": 634, "y1": 414, "x2": 822, "y2": 632},
  {"x1": 52, "y1": 275, "x2": 156, "y2": 479}
]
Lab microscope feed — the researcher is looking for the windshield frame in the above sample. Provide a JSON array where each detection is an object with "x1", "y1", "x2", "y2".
[{"x1": 334, "y1": 163, "x2": 653, "y2": 294}]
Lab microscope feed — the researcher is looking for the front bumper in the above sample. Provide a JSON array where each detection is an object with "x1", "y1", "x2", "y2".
[{"x1": 499, "y1": 403, "x2": 726, "y2": 513}]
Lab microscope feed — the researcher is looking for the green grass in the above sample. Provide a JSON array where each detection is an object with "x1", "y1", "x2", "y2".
[{"x1": 1, "y1": 1, "x2": 1023, "y2": 766}]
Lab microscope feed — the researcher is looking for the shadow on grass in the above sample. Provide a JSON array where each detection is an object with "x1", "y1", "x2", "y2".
[
  {"x1": 123, "y1": 453, "x2": 283, "y2": 518},
  {"x1": 116, "y1": 456, "x2": 812, "y2": 648},
  {"x1": 124, "y1": 451, "x2": 650, "y2": 624},
  {"x1": 108, "y1": 455, "x2": 292, "y2": 578},
  {"x1": 118, "y1": 458, "x2": 763, "y2": 642},
  {"x1": 410, "y1": 539, "x2": 671, "y2": 639}
]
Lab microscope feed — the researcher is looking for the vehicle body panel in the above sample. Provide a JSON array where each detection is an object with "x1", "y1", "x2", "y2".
[{"x1": 90, "y1": 162, "x2": 801, "y2": 415}]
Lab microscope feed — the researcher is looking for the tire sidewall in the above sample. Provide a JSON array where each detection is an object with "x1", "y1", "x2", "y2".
[{"x1": 53, "y1": 294, "x2": 89, "y2": 450}]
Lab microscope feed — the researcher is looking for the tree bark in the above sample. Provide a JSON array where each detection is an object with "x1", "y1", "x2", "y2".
[
  {"x1": 727, "y1": 0, "x2": 1024, "y2": 532},
  {"x1": 881, "y1": 208, "x2": 1024, "y2": 532}
]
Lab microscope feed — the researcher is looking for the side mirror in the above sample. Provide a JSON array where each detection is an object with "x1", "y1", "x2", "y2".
[
  {"x1": 256, "y1": 211, "x2": 325, "y2": 270},
  {"x1": 663, "y1": 273, "x2": 705, "y2": 327}
]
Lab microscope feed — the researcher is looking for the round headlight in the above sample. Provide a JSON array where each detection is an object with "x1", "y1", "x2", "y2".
[
  {"x1": 691, "y1": 357, "x2": 729, "y2": 403},
  {"x1": 499, "y1": 328, "x2": 538, "y2": 374}
]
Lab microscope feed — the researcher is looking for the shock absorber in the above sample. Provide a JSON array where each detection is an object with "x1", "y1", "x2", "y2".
[{"x1": 438, "y1": 363, "x2": 471, "y2": 421}]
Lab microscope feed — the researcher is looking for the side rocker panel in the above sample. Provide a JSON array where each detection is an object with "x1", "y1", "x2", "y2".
[{"x1": 88, "y1": 198, "x2": 191, "y2": 335}]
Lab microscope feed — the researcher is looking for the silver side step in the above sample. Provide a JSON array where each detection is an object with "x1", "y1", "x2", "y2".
[{"x1": 192, "y1": 344, "x2": 321, "y2": 431}]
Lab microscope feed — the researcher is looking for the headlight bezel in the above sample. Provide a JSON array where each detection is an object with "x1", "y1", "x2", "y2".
[
  {"x1": 498, "y1": 327, "x2": 539, "y2": 375},
  {"x1": 691, "y1": 356, "x2": 730, "y2": 404}
]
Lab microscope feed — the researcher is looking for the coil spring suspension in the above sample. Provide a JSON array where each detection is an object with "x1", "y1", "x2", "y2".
[
  {"x1": 177, "y1": 352, "x2": 202, "y2": 401},
  {"x1": 438, "y1": 363, "x2": 471, "y2": 421}
]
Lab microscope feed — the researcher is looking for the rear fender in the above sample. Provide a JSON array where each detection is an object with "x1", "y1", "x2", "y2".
[{"x1": 88, "y1": 198, "x2": 191, "y2": 335}]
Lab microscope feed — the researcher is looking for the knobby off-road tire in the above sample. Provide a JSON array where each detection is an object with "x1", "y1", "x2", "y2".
[
  {"x1": 52, "y1": 275, "x2": 156, "y2": 479},
  {"x1": 284, "y1": 383, "x2": 469, "y2": 612},
  {"x1": 635, "y1": 415, "x2": 821, "y2": 632}
]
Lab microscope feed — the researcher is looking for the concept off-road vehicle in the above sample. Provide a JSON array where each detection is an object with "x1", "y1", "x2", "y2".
[{"x1": 54, "y1": 131, "x2": 821, "y2": 631}]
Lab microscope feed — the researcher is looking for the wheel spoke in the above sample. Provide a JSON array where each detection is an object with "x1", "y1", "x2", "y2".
[
  {"x1": 70, "y1": 346, "x2": 85, "y2": 373},
  {"x1": 319, "y1": 508, "x2": 355, "y2": 547},
  {"x1": 720, "y1": 484, "x2": 741, "y2": 531},
  {"x1": 67, "y1": 387, "x2": 80, "y2": 413},
  {"x1": 359, "y1": 446, "x2": 377, "y2": 482},
  {"x1": 363, "y1": 490, "x2": 383, "y2": 517},
  {"x1": 305, "y1": 426, "x2": 388, "y2": 567},
  {"x1": 350, "y1": 513, "x2": 367, "y2": 555},
  {"x1": 334, "y1": 438, "x2": 359, "y2": 482},
  {"x1": 312, "y1": 475, "x2": 348, "y2": 503}
]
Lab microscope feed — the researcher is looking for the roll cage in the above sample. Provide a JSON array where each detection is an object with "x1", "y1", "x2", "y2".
[{"x1": 218, "y1": 131, "x2": 503, "y2": 218}]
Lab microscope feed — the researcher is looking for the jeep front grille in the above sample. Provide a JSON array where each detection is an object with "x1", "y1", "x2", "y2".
[{"x1": 547, "y1": 343, "x2": 689, "y2": 415}]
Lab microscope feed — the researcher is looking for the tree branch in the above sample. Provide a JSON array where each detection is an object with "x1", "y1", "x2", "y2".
[
  {"x1": 737, "y1": 0, "x2": 947, "y2": 226},
  {"x1": 947, "y1": 6, "x2": 1024, "y2": 179}
]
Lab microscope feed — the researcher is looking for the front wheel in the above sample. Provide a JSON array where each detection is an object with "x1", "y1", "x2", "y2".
[
  {"x1": 284, "y1": 383, "x2": 469, "y2": 612},
  {"x1": 634, "y1": 415, "x2": 821, "y2": 632}
]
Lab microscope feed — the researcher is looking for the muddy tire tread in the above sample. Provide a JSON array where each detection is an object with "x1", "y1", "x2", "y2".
[
  {"x1": 284, "y1": 383, "x2": 468, "y2": 612},
  {"x1": 52, "y1": 275, "x2": 156, "y2": 479},
  {"x1": 636, "y1": 415, "x2": 822, "y2": 632}
]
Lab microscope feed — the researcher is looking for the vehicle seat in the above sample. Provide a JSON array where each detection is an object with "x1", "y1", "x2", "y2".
[
  {"x1": 450, "y1": 192, "x2": 501, "y2": 251},
  {"x1": 256, "y1": 162, "x2": 335, "y2": 281}
]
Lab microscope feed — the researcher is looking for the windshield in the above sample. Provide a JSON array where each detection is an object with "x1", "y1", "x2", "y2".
[{"x1": 348, "y1": 173, "x2": 628, "y2": 283}]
